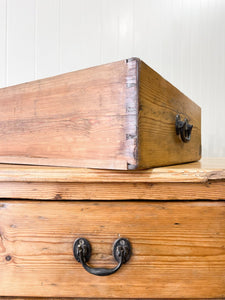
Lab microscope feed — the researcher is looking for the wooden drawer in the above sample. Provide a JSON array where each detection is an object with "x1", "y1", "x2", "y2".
[
  {"x1": 0, "y1": 201, "x2": 225, "y2": 299},
  {"x1": 0, "y1": 58, "x2": 201, "y2": 170}
]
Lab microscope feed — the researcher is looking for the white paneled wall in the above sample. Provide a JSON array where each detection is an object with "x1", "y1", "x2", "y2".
[
  {"x1": 36, "y1": 0, "x2": 60, "y2": 78},
  {"x1": 0, "y1": 0, "x2": 225, "y2": 157}
]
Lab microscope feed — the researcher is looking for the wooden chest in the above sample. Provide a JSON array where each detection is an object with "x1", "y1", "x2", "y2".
[
  {"x1": 0, "y1": 58, "x2": 201, "y2": 170},
  {"x1": 0, "y1": 158, "x2": 225, "y2": 299}
]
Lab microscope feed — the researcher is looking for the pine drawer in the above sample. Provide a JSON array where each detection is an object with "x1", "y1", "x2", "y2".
[
  {"x1": 0, "y1": 158, "x2": 225, "y2": 299},
  {"x1": 0, "y1": 58, "x2": 201, "y2": 170},
  {"x1": 0, "y1": 200, "x2": 225, "y2": 299}
]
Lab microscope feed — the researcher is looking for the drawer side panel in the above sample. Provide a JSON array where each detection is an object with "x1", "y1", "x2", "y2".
[
  {"x1": 0, "y1": 60, "x2": 138, "y2": 170},
  {"x1": 138, "y1": 60, "x2": 201, "y2": 169}
]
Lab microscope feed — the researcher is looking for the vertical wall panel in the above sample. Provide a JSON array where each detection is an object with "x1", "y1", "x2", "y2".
[
  {"x1": 101, "y1": 0, "x2": 119, "y2": 64},
  {"x1": 7, "y1": 0, "x2": 36, "y2": 86},
  {"x1": 133, "y1": 0, "x2": 225, "y2": 157},
  {"x1": 117, "y1": 0, "x2": 134, "y2": 59},
  {"x1": 0, "y1": 0, "x2": 6, "y2": 88},
  {"x1": 35, "y1": 0, "x2": 60, "y2": 79},
  {"x1": 134, "y1": 0, "x2": 164, "y2": 71},
  {"x1": 60, "y1": 0, "x2": 101, "y2": 73},
  {"x1": 199, "y1": 0, "x2": 225, "y2": 157},
  {"x1": 101, "y1": 0, "x2": 134, "y2": 63}
]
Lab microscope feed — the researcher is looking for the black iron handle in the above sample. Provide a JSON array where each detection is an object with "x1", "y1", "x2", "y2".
[
  {"x1": 176, "y1": 114, "x2": 193, "y2": 143},
  {"x1": 73, "y1": 237, "x2": 131, "y2": 276}
]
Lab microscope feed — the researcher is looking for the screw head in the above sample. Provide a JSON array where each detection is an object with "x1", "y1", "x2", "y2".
[{"x1": 120, "y1": 239, "x2": 125, "y2": 245}]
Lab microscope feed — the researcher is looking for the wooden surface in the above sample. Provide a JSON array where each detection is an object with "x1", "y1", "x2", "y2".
[
  {"x1": 0, "y1": 158, "x2": 224, "y2": 200},
  {"x1": 138, "y1": 60, "x2": 201, "y2": 169},
  {"x1": 0, "y1": 201, "x2": 224, "y2": 298},
  {"x1": 0, "y1": 181, "x2": 224, "y2": 201},
  {"x1": 3, "y1": 298, "x2": 219, "y2": 300},
  {"x1": 0, "y1": 57, "x2": 201, "y2": 170},
  {"x1": 0, "y1": 59, "x2": 137, "y2": 170},
  {"x1": 0, "y1": 298, "x2": 221, "y2": 300},
  {"x1": 0, "y1": 158, "x2": 224, "y2": 183}
]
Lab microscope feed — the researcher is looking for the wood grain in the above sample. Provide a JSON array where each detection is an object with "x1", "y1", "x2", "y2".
[
  {"x1": 0, "y1": 158, "x2": 224, "y2": 200},
  {"x1": 1, "y1": 298, "x2": 220, "y2": 300},
  {"x1": 0, "y1": 181, "x2": 224, "y2": 200},
  {"x1": 0, "y1": 298, "x2": 222, "y2": 300},
  {"x1": 138, "y1": 60, "x2": 201, "y2": 169},
  {"x1": 0, "y1": 59, "x2": 137, "y2": 170},
  {"x1": 0, "y1": 201, "x2": 224, "y2": 298},
  {"x1": 0, "y1": 58, "x2": 201, "y2": 170},
  {"x1": 0, "y1": 158, "x2": 224, "y2": 184}
]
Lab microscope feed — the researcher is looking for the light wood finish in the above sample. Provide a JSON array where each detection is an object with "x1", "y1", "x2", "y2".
[
  {"x1": 0, "y1": 181, "x2": 224, "y2": 201},
  {"x1": 0, "y1": 59, "x2": 137, "y2": 170},
  {"x1": 0, "y1": 298, "x2": 220, "y2": 300},
  {"x1": 0, "y1": 58, "x2": 200, "y2": 170},
  {"x1": 0, "y1": 201, "x2": 225, "y2": 298},
  {"x1": 0, "y1": 158, "x2": 224, "y2": 200},
  {"x1": 0, "y1": 158, "x2": 224, "y2": 183},
  {"x1": 138, "y1": 60, "x2": 201, "y2": 169}
]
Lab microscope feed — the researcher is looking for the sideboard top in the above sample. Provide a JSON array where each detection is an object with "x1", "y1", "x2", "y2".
[{"x1": 0, "y1": 158, "x2": 224, "y2": 184}]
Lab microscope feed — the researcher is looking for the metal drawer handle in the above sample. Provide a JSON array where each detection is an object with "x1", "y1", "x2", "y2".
[
  {"x1": 73, "y1": 237, "x2": 132, "y2": 276},
  {"x1": 176, "y1": 114, "x2": 193, "y2": 143}
]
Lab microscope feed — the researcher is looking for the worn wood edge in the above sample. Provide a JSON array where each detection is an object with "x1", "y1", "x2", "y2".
[
  {"x1": 0, "y1": 298, "x2": 223, "y2": 300},
  {"x1": 0, "y1": 181, "x2": 224, "y2": 200},
  {"x1": 0, "y1": 156, "x2": 129, "y2": 170},
  {"x1": 125, "y1": 58, "x2": 139, "y2": 170},
  {"x1": 139, "y1": 59, "x2": 202, "y2": 113},
  {"x1": 0, "y1": 159, "x2": 225, "y2": 183},
  {"x1": 0, "y1": 58, "x2": 129, "y2": 91}
]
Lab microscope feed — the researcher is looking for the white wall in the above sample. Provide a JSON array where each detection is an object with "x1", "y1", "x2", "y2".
[{"x1": 0, "y1": 0, "x2": 225, "y2": 157}]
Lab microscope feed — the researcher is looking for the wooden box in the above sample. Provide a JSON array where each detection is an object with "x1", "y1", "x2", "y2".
[
  {"x1": 0, "y1": 158, "x2": 225, "y2": 299},
  {"x1": 0, "y1": 58, "x2": 201, "y2": 170}
]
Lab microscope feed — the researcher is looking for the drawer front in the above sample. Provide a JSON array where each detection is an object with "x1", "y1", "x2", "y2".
[{"x1": 0, "y1": 201, "x2": 225, "y2": 298}]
